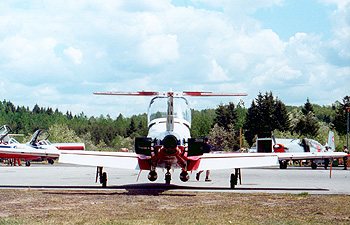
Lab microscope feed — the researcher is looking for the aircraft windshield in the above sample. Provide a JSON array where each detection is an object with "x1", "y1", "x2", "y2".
[
  {"x1": 148, "y1": 97, "x2": 191, "y2": 124},
  {"x1": 0, "y1": 125, "x2": 11, "y2": 142},
  {"x1": 30, "y1": 130, "x2": 50, "y2": 145},
  {"x1": 0, "y1": 126, "x2": 8, "y2": 136}
]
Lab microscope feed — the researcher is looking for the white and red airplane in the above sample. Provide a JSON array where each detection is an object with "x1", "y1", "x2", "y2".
[
  {"x1": 0, "y1": 126, "x2": 85, "y2": 166},
  {"x1": 59, "y1": 91, "x2": 279, "y2": 188},
  {"x1": 26, "y1": 129, "x2": 85, "y2": 164},
  {"x1": 0, "y1": 125, "x2": 60, "y2": 166},
  {"x1": 271, "y1": 131, "x2": 348, "y2": 169}
]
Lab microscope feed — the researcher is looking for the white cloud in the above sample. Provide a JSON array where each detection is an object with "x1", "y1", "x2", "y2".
[
  {"x1": 63, "y1": 47, "x2": 83, "y2": 65},
  {"x1": 208, "y1": 59, "x2": 230, "y2": 82},
  {"x1": 0, "y1": 0, "x2": 348, "y2": 117},
  {"x1": 138, "y1": 34, "x2": 179, "y2": 66},
  {"x1": 0, "y1": 36, "x2": 57, "y2": 66}
]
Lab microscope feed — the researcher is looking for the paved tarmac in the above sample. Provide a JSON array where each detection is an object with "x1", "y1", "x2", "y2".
[{"x1": 0, "y1": 163, "x2": 349, "y2": 195}]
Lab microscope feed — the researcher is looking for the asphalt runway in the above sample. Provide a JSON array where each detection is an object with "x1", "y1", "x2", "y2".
[{"x1": 0, "y1": 163, "x2": 349, "y2": 195}]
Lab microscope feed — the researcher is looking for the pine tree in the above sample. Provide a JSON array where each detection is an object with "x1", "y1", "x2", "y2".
[
  {"x1": 294, "y1": 98, "x2": 320, "y2": 137},
  {"x1": 334, "y1": 96, "x2": 350, "y2": 135},
  {"x1": 213, "y1": 102, "x2": 237, "y2": 130},
  {"x1": 127, "y1": 117, "x2": 137, "y2": 136},
  {"x1": 244, "y1": 92, "x2": 290, "y2": 146},
  {"x1": 302, "y1": 98, "x2": 314, "y2": 115}
]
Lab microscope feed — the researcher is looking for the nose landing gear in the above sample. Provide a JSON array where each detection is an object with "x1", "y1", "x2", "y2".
[{"x1": 165, "y1": 165, "x2": 171, "y2": 184}]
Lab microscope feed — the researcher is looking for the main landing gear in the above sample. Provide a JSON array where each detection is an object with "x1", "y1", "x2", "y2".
[
  {"x1": 230, "y1": 168, "x2": 241, "y2": 189},
  {"x1": 148, "y1": 167, "x2": 189, "y2": 184},
  {"x1": 165, "y1": 165, "x2": 171, "y2": 184},
  {"x1": 279, "y1": 160, "x2": 288, "y2": 169},
  {"x1": 96, "y1": 166, "x2": 107, "y2": 187},
  {"x1": 311, "y1": 161, "x2": 317, "y2": 170}
]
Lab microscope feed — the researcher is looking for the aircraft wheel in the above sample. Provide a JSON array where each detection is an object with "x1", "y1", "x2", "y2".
[
  {"x1": 25, "y1": 161, "x2": 31, "y2": 167},
  {"x1": 179, "y1": 170, "x2": 189, "y2": 182},
  {"x1": 279, "y1": 160, "x2": 288, "y2": 169},
  {"x1": 165, "y1": 173, "x2": 171, "y2": 184},
  {"x1": 324, "y1": 159, "x2": 329, "y2": 170},
  {"x1": 48, "y1": 159, "x2": 54, "y2": 165},
  {"x1": 279, "y1": 161, "x2": 284, "y2": 169},
  {"x1": 311, "y1": 162, "x2": 317, "y2": 170},
  {"x1": 230, "y1": 173, "x2": 237, "y2": 189},
  {"x1": 101, "y1": 172, "x2": 107, "y2": 187}
]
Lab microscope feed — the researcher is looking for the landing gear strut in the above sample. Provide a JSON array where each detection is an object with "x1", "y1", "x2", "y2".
[
  {"x1": 324, "y1": 159, "x2": 329, "y2": 170},
  {"x1": 96, "y1": 166, "x2": 107, "y2": 187},
  {"x1": 230, "y1": 168, "x2": 241, "y2": 189},
  {"x1": 165, "y1": 165, "x2": 171, "y2": 184}
]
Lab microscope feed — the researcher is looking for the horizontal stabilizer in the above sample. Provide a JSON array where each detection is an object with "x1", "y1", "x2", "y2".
[
  {"x1": 94, "y1": 91, "x2": 160, "y2": 96},
  {"x1": 94, "y1": 91, "x2": 248, "y2": 97},
  {"x1": 183, "y1": 91, "x2": 248, "y2": 97}
]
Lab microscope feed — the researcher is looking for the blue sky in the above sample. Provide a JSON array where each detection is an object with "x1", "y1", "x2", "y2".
[
  {"x1": 254, "y1": 0, "x2": 336, "y2": 41},
  {"x1": 0, "y1": 0, "x2": 349, "y2": 118}
]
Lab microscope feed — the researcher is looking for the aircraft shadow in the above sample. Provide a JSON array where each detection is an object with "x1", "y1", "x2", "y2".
[{"x1": 0, "y1": 183, "x2": 329, "y2": 196}]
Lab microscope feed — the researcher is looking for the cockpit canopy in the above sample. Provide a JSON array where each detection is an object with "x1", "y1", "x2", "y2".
[
  {"x1": 29, "y1": 130, "x2": 50, "y2": 146},
  {"x1": 0, "y1": 125, "x2": 11, "y2": 139},
  {"x1": 148, "y1": 96, "x2": 191, "y2": 126}
]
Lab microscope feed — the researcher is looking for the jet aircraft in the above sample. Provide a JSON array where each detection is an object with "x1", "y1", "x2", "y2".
[
  {"x1": 59, "y1": 91, "x2": 279, "y2": 188},
  {"x1": 269, "y1": 131, "x2": 347, "y2": 169},
  {"x1": 26, "y1": 129, "x2": 85, "y2": 164},
  {"x1": 0, "y1": 125, "x2": 60, "y2": 166},
  {"x1": 0, "y1": 126, "x2": 85, "y2": 166}
]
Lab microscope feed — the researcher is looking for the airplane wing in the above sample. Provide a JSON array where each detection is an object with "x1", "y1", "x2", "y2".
[
  {"x1": 197, "y1": 153, "x2": 278, "y2": 170},
  {"x1": 58, "y1": 150, "x2": 140, "y2": 170},
  {"x1": 276, "y1": 152, "x2": 348, "y2": 160},
  {"x1": 59, "y1": 151, "x2": 279, "y2": 171}
]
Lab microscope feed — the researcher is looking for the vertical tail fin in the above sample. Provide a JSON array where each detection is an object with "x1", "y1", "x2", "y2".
[{"x1": 327, "y1": 131, "x2": 335, "y2": 152}]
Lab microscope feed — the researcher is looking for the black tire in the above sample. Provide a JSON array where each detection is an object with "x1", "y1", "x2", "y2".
[
  {"x1": 230, "y1": 173, "x2": 237, "y2": 189},
  {"x1": 311, "y1": 162, "x2": 317, "y2": 170},
  {"x1": 165, "y1": 174, "x2": 171, "y2": 184},
  {"x1": 101, "y1": 172, "x2": 107, "y2": 187},
  {"x1": 25, "y1": 161, "x2": 31, "y2": 166},
  {"x1": 279, "y1": 160, "x2": 288, "y2": 169}
]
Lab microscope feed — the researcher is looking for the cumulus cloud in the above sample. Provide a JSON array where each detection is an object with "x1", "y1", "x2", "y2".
[
  {"x1": 138, "y1": 34, "x2": 179, "y2": 66},
  {"x1": 63, "y1": 47, "x2": 83, "y2": 65},
  {"x1": 208, "y1": 59, "x2": 230, "y2": 82},
  {"x1": 0, "y1": 0, "x2": 348, "y2": 117}
]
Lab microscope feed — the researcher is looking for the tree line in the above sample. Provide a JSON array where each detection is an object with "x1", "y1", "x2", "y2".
[{"x1": 0, "y1": 93, "x2": 349, "y2": 152}]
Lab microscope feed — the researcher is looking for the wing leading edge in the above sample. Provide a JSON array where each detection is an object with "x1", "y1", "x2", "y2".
[
  {"x1": 58, "y1": 150, "x2": 140, "y2": 170},
  {"x1": 276, "y1": 152, "x2": 348, "y2": 160},
  {"x1": 197, "y1": 153, "x2": 279, "y2": 170},
  {"x1": 59, "y1": 150, "x2": 278, "y2": 171}
]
